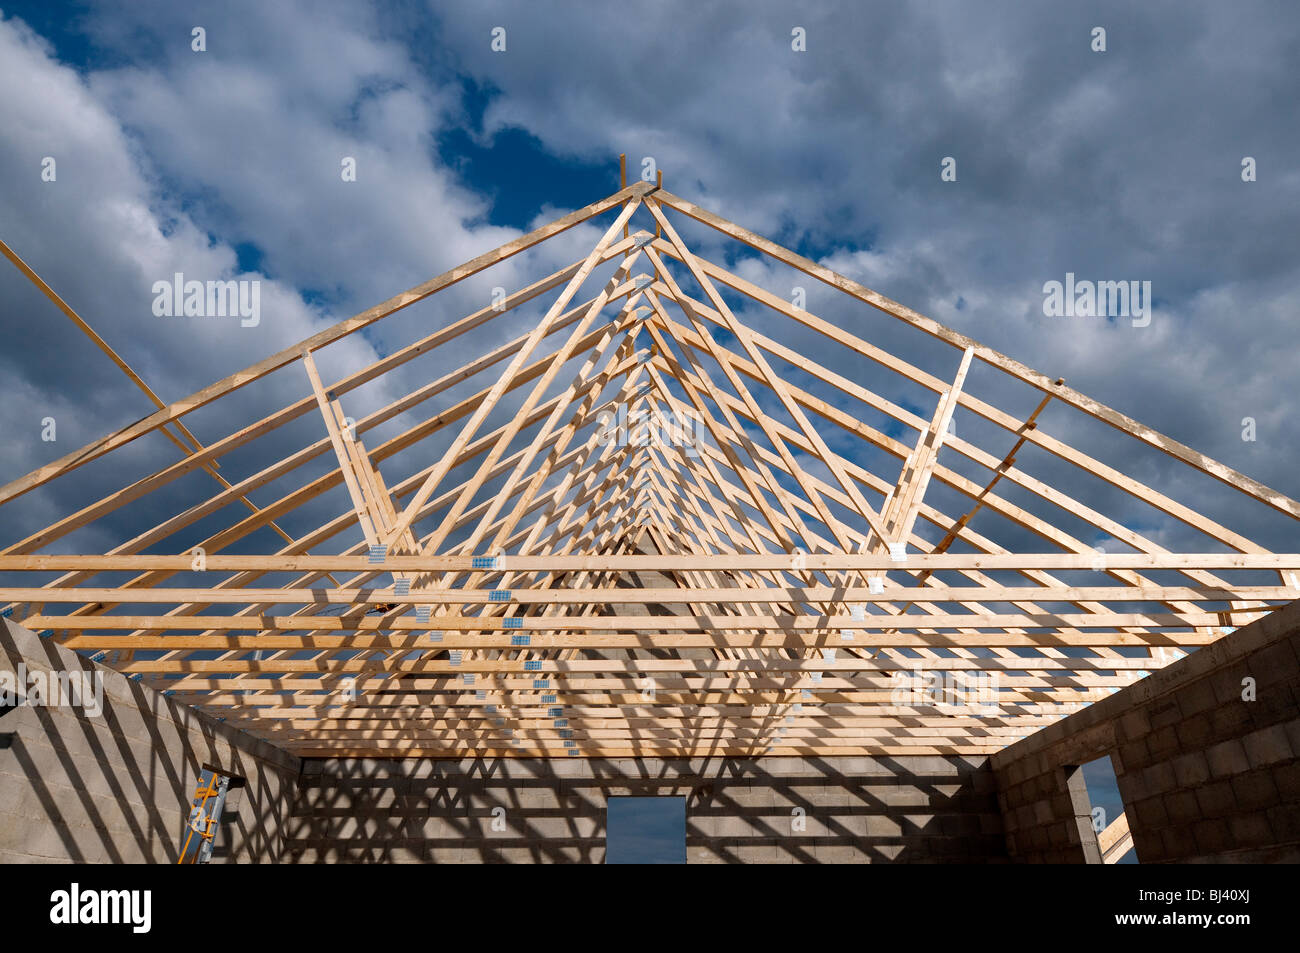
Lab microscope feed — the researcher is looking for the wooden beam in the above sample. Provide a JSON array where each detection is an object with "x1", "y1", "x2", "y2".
[
  {"x1": 652, "y1": 190, "x2": 1300, "y2": 520},
  {"x1": 0, "y1": 182, "x2": 656, "y2": 507}
]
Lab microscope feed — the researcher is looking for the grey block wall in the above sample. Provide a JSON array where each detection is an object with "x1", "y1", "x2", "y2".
[
  {"x1": 0, "y1": 618, "x2": 301, "y2": 863},
  {"x1": 283, "y1": 753, "x2": 1007, "y2": 863},
  {"x1": 7, "y1": 594, "x2": 1295, "y2": 865},
  {"x1": 992, "y1": 598, "x2": 1300, "y2": 864}
]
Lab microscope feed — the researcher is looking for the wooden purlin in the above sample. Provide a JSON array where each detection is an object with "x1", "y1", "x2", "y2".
[{"x1": 1, "y1": 183, "x2": 1298, "y2": 758}]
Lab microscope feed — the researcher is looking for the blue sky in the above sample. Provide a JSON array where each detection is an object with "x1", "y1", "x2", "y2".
[
  {"x1": 0, "y1": 1, "x2": 1295, "y2": 862},
  {"x1": 606, "y1": 797, "x2": 687, "y2": 864}
]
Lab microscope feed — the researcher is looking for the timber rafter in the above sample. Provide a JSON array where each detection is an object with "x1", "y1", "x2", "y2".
[{"x1": 2, "y1": 177, "x2": 1297, "y2": 760}]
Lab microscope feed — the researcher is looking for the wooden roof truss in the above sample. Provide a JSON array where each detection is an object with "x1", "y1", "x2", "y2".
[{"x1": 2, "y1": 179, "x2": 1298, "y2": 759}]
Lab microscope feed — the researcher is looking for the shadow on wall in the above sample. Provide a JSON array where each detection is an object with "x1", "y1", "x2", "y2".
[
  {"x1": 992, "y1": 599, "x2": 1300, "y2": 864},
  {"x1": 0, "y1": 618, "x2": 299, "y2": 864},
  {"x1": 282, "y1": 754, "x2": 1010, "y2": 864}
]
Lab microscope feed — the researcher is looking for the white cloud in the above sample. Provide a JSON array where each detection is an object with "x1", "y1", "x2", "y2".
[{"x1": 0, "y1": 0, "x2": 1297, "y2": 559}]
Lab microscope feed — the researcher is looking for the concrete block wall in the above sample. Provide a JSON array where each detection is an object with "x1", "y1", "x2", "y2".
[
  {"x1": 993, "y1": 598, "x2": 1300, "y2": 864},
  {"x1": 283, "y1": 754, "x2": 1008, "y2": 863},
  {"x1": 7, "y1": 594, "x2": 1294, "y2": 865},
  {"x1": 0, "y1": 618, "x2": 301, "y2": 863}
]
